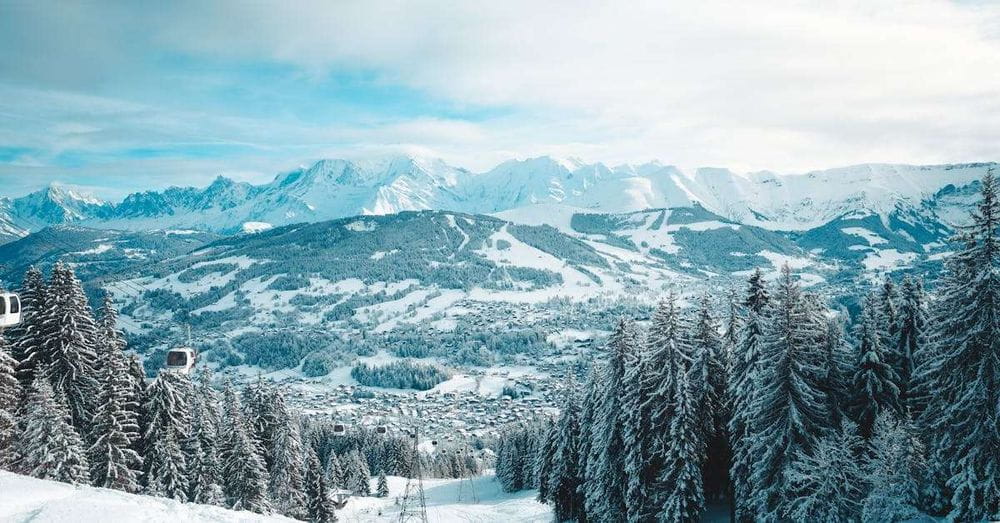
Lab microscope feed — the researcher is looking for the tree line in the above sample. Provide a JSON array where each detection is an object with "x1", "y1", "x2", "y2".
[
  {"x1": 496, "y1": 171, "x2": 1000, "y2": 522},
  {"x1": 0, "y1": 262, "x2": 474, "y2": 521}
]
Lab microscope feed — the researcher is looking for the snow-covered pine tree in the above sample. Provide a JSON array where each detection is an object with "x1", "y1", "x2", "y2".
[
  {"x1": 189, "y1": 369, "x2": 224, "y2": 505},
  {"x1": 143, "y1": 372, "x2": 191, "y2": 500},
  {"x1": 376, "y1": 471, "x2": 389, "y2": 498},
  {"x1": 125, "y1": 354, "x2": 149, "y2": 455},
  {"x1": 219, "y1": 383, "x2": 272, "y2": 513},
  {"x1": 820, "y1": 314, "x2": 853, "y2": 425},
  {"x1": 861, "y1": 412, "x2": 925, "y2": 523},
  {"x1": 622, "y1": 295, "x2": 690, "y2": 521},
  {"x1": 896, "y1": 275, "x2": 927, "y2": 414},
  {"x1": 242, "y1": 377, "x2": 280, "y2": 470},
  {"x1": 782, "y1": 419, "x2": 864, "y2": 522},
  {"x1": 39, "y1": 262, "x2": 100, "y2": 434},
  {"x1": 622, "y1": 303, "x2": 656, "y2": 523},
  {"x1": 747, "y1": 264, "x2": 832, "y2": 522},
  {"x1": 87, "y1": 347, "x2": 141, "y2": 492},
  {"x1": 345, "y1": 449, "x2": 371, "y2": 496},
  {"x1": 851, "y1": 291, "x2": 902, "y2": 439},
  {"x1": 691, "y1": 295, "x2": 730, "y2": 506},
  {"x1": 583, "y1": 318, "x2": 637, "y2": 523},
  {"x1": 574, "y1": 365, "x2": 601, "y2": 515},
  {"x1": 0, "y1": 333, "x2": 20, "y2": 470},
  {"x1": 268, "y1": 392, "x2": 308, "y2": 518},
  {"x1": 879, "y1": 276, "x2": 901, "y2": 361},
  {"x1": 535, "y1": 418, "x2": 558, "y2": 502},
  {"x1": 17, "y1": 377, "x2": 90, "y2": 484},
  {"x1": 496, "y1": 427, "x2": 524, "y2": 492},
  {"x1": 728, "y1": 268, "x2": 768, "y2": 522},
  {"x1": 11, "y1": 266, "x2": 47, "y2": 386},
  {"x1": 657, "y1": 368, "x2": 705, "y2": 523},
  {"x1": 917, "y1": 169, "x2": 1000, "y2": 520},
  {"x1": 325, "y1": 451, "x2": 346, "y2": 490},
  {"x1": 547, "y1": 377, "x2": 585, "y2": 523},
  {"x1": 96, "y1": 290, "x2": 139, "y2": 445},
  {"x1": 305, "y1": 446, "x2": 338, "y2": 523}
]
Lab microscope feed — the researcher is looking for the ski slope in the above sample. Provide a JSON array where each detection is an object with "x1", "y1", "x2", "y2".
[
  {"x1": 0, "y1": 472, "x2": 297, "y2": 523},
  {"x1": 0, "y1": 471, "x2": 552, "y2": 523},
  {"x1": 339, "y1": 472, "x2": 552, "y2": 522}
]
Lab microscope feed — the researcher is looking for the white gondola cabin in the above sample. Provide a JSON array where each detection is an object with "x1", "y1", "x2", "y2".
[
  {"x1": 332, "y1": 423, "x2": 347, "y2": 436},
  {"x1": 0, "y1": 292, "x2": 21, "y2": 328},
  {"x1": 165, "y1": 347, "x2": 197, "y2": 374},
  {"x1": 375, "y1": 425, "x2": 388, "y2": 435}
]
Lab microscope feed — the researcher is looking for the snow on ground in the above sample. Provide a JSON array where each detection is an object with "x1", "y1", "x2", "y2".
[
  {"x1": 242, "y1": 221, "x2": 273, "y2": 233},
  {"x1": 841, "y1": 227, "x2": 888, "y2": 246},
  {"x1": 0, "y1": 472, "x2": 296, "y2": 523},
  {"x1": 75, "y1": 243, "x2": 113, "y2": 255},
  {"x1": 757, "y1": 250, "x2": 813, "y2": 270},
  {"x1": 339, "y1": 473, "x2": 551, "y2": 523},
  {"x1": 863, "y1": 249, "x2": 919, "y2": 271}
]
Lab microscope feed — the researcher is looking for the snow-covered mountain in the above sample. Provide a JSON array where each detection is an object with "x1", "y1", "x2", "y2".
[{"x1": 1, "y1": 156, "x2": 993, "y2": 242}]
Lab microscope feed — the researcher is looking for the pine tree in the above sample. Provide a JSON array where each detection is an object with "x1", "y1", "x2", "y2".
[
  {"x1": 548, "y1": 378, "x2": 585, "y2": 523},
  {"x1": 535, "y1": 419, "x2": 558, "y2": 503},
  {"x1": 343, "y1": 449, "x2": 371, "y2": 496},
  {"x1": 820, "y1": 314, "x2": 853, "y2": 424},
  {"x1": 0, "y1": 333, "x2": 20, "y2": 470},
  {"x1": 11, "y1": 266, "x2": 47, "y2": 386},
  {"x1": 691, "y1": 295, "x2": 729, "y2": 505},
  {"x1": 861, "y1": 412, "x2": 924, "y2": 523},
  {"x1": 305, "y1": 446, "x2": 338, "y2": 523},
  {"x1": 269, "y1": 393, "x2": 308, "y2": 518},
  {"x1": 189, "y1": 372, "x2": 225, "y2": 506},
  {"x1": 851, "y1": 291, "x2": 902, "y2": 439},
  {"x1": 243, "y1": 377, "x2": 280, "y2": 470},
  {"x1": 325, "y1": 451, "x2": 346, "y2": 490},
  {"x1": 143, "y1": 372, "x2": 191, "y2": 500},
  {"x1": 39, "y1": 262, "x2": 100, "y2": 434},
  {"x1": 918, "y1": 171, "x2": 1000, "y2": 520},
  {"x1": 87, "y1": 352, "x2": 141, "y2": 492},
  {"x1": 621, "y1": 296, "x2": 691, "y2": 521},
  {"x1": 96, "y1": 291, "x2": 139, "y2": 444},
  {"x1": 657, "y1": 369, "x2": 705, "y2": 523},
  {"x1": 583, "y1": 318, "x2": 637, "y2": 522},
  {"x1": 879, "y1": 276, "x2": 900, "y2": 360},
  {"x1": 728, "y1": 268, "x2": 767, "y2": 522},
  {"x1": 896, "y1": 275, "x2": 927, "y2": 413},
  {"x1": 125, "y1": 354, "x2": 149, "y2": 455},
  {"x1": 17, "y1": 377, "x2": 90, "y2": 484},
  {"x1": 783, "y1": 420, "x2": 864, "y2": 522},
  {"x1": 219, "y1": 384, "x2": 272, "y2": 513},
  {"x1": 376, "y1": 471, "x2": 389, "y2": 498},
  {"x1": 747, "y1": 265, "x2": 832, "y2": 521}
]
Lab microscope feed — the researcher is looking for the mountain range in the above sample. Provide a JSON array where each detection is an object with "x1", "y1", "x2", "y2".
[{"x1": 1, "y1": 155, "x2": 993, "y2": 243}]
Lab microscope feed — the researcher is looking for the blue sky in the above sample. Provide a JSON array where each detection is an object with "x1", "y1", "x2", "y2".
[{"x1": 2, "y1": 0, "x2": 1000, "y2": 200}]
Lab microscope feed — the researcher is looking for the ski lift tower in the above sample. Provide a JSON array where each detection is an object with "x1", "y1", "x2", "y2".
[
  {"x1": 456, "y1": 445, "x2": 479, "y2": 504},
  {"x1": 398, "y1": 427, "x2": 428, "y2": 523}
]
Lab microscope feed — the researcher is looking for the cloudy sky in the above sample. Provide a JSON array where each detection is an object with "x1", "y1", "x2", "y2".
[{"x1": 2, "y1": 0, "x2": 999, "y2": 199}]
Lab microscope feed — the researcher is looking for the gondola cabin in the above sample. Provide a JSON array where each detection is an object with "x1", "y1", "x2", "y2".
[
  {"x1": 375, "y1": 425, "x2": 388, "y2": 435},
  {"x1": 165, "y1": 347, "x2": 197, "y2": 374},
  {"x1": 0, "y1": 292, "x2": 21, "y2": 328},
  {"x1": 332, "y1": 423, "x2": 347, "y2": 436}
]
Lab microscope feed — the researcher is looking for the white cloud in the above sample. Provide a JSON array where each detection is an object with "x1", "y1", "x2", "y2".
[{"x1": 2, "y1": 0, "x2": 1000, "y2": 194}]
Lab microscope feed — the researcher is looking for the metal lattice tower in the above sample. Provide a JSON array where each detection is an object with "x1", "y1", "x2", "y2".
[
  {"x1": 398, "y1": 428, "x2": 428, "y2": 523},
  {"x1": 456, "y1": 446, "x2": 479, "y2": 504}
]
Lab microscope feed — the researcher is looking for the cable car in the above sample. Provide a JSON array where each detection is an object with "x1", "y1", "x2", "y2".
[
  {"x1": 0, "y1": 292, "x2": 21, "y2": 328},
  {"x1": 375, "y1": 425, "x2": 388, "y2": 435},
  {"x1": 164, "y1": 347, "x2": 197, "y2": 374},
  {"x1": 332, "y1": 423, "x2": 347, "y2": 436}
]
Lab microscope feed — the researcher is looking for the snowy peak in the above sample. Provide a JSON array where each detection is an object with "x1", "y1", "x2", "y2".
[{"x1": 0, "y1": 156, "x2": 996, "y2": 243}]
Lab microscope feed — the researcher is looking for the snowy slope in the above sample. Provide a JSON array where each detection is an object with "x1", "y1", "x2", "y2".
[
  {"x1": 0, "y1": 471, "x2": 297, "y2": 523},
  {"x1": 336, "y1": 472, "x2": 551, "y2": 522}
]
